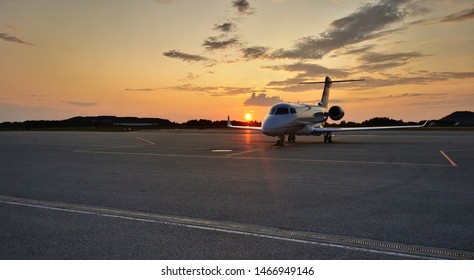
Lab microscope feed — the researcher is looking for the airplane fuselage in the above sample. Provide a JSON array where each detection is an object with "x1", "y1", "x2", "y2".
[{"x1": 262, "y1": 102, "x2": 326, "y2": 136}]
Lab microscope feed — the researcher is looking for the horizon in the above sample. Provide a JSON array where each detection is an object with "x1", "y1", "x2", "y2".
[
  {"x1": 3, "y1": 110, "x2": 471, "y2": 125},
  {"x1": 1, "y1": 0, "x2": 473, "y2": 123}
]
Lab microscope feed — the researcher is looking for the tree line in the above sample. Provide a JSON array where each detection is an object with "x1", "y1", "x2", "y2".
[
  {"x1": 0, "y1": 116, "x2": 262, "y2": 131},
  {"x1": 1, "y1": 113, "x2": 471, "y2": 131}
]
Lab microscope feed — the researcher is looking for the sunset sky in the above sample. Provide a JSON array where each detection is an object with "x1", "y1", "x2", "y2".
[{"x1": 1, "y1": 0, "x2": 473, "y2": 123}]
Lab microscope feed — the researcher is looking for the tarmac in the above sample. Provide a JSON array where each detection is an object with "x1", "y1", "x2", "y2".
[{"x1": 0, "y1": 129, "x2": 473, "y2": 259}]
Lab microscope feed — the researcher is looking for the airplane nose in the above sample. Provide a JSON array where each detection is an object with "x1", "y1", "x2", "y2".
[{"x1": 262, "y1": 115, "x2": 290, "y2": 136}]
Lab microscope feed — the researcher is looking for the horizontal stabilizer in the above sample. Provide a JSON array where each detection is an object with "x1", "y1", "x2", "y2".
[
  {"x1": 301, "y1": 79, "x2": 365, "y2": 84},
  {"x1": 300, "y1": 77, "x2": 364, "y2": 108}
]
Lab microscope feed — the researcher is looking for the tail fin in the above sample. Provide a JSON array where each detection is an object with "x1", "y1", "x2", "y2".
[
  {"x1": 301, "y1": 77, "x2": 364, "y2": 109},
  {"x1": 320, "y1": 76, "x2": 332, "y2": 108}
]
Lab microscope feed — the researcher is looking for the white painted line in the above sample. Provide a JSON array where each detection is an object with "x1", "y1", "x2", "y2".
[
  {"x1": 137, "y1": 137, "x2": 155, "y2": 145},
  {"x1": 76, "y1": 137, "x2": 155, "y2": 153},
  {"x1": 75, "y1": 149, "x2": 452, "y2": 168},
  {"x1": 440, "y1": 150, "x2": 458, "y2": 167},
  {"x1": 443, "y1": 149, "x2": 474, "y2": 152},
  {"x1": 0, "y1": 198, "x2": 445, "y2": 260}
]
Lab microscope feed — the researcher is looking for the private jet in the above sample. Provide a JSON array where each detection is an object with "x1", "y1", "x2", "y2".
[{"x1": 227, "y1": 77, "x2": 427, "y2": 145}]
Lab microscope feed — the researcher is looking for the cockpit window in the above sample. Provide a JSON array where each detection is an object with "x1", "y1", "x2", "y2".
[
  {"x1": 269, "y1": 105, "x2": 297, "y2": 115},
  {"x1": 275, "y1": 107, "x2": 289, "y2": 115}
]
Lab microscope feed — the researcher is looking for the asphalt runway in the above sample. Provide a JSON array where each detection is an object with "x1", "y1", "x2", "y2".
[{"x1": 1, "y1": 129, "x2": 473, "y2": 259}]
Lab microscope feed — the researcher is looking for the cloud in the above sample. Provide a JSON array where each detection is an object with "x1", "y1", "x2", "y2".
[
  {"x1": 0, "y1": 33, "x2": 34, "y2": 46},
  {"x1": 202, "y1": 37, "x2": 239, "y2": 50},
  {"x1": 438, "y1": 8, "x2": 474, "y2": 23},
  {"x1": 261, "y1": 60, "x2": 474, "y2": 93},
  {"x1": 152, "y1": 0, "x2": 174, "y2": 3},
  {"x1": 125, "y1": 88, "x2": 155, "y2": 92},
  {"x1": 163, "y1": 50, "x2": 209, "y2": 62},
  {"x1": 164, "y1": 1, "x2": 251, "y2": 65},
  {"x1": 338, "y1": 45, "x2": 376, "y2": 56},
  {"x1": 244, "y1": 93, "x2": 283, "y2": 106},
  {"x1": 262, "y1": 62, "x2": 351, "y2": 92},
  {"x1": 357, "y1": 51, "x2": 426, "y2": 72},
  {"x1": 264, "y1": 62, "x2": 349, "y2": 77},
  {"x1": 388, "y1": 93, "x2": 427, "y2": 98},
  {"x1": 241, "y1": 46, "x2": 269, "y2": 59},
  {"x1": 183, "y1": 72, "x2": 200, "y2": 80},
  {"x1": 232, "y1": 0, "x2": 252, "y2": 14},
  {"x1": 263, "y1": 62, "x2": 351, "y2": 91},
  {"x1": 409, "y1": 7, "x2": 474, "y2": 26},
  {"x1": 214, "y1": 22, "x2": 235, "y2": 33},
  {"x1": 271, "y1": 0, "x2": 412, "y2": 60},
  {"x1": 351, "y1": 71, "x2": 474, "y2": 89},
  {"x1": 167, "y1": 84, "x2": 253, "y2": 96},
  {"x1": 332, "y1": 92, "x2": 439, "y2": 105},
  {"x1": 23, "y1": 94, "x2": 49, "y2": 101},
  {"x1": 64, "y1": 101, "x2": 97, "y2": 107}
]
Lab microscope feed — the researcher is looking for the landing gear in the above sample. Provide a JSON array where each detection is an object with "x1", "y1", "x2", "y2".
[
  {"x1": 276, "y1": 135, "x2": 295, "y2": 146},
  {"x1": 323, "y1": 132, "x2": 333, "y2": 143},
  {"x1": 276, "y1": 135, "x2": 285, "y2": 146}
]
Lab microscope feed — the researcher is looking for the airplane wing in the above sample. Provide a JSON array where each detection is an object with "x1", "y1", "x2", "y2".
[
  {"x1": 227, "y1": 116, "x2": 262, "y2": 130},
  {"x1": 312, "y1": 120, "x2": 428, "y2": 133}
]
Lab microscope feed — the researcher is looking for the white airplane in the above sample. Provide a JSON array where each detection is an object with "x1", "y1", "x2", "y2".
[{"x1": 227, "y1": 76, "x2": 427, "y2": 145}]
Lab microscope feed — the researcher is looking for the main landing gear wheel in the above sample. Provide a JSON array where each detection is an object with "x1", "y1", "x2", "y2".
[
  {"x1": 323, "y1": 132, "x2": 333, "y2": 143},
  {"x1": 276, "y1": 135, "x2": 285, "y2": 146},
  {"x1": 288, "y1": 135, "x2": 296, "y2": 143}
]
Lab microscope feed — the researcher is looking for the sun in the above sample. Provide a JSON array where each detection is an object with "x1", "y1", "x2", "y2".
[{"x1": 244, "y1": 113, "x2": 252, "y2": 121}]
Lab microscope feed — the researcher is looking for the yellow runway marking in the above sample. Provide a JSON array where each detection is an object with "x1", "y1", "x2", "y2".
[{"x1": 225, "y1": 149, "x2": 263, "y2": 157}]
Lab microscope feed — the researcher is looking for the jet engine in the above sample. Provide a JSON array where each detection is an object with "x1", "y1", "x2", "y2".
[{"x1": 328, "y1": 105, "x2": 344, "y2": 121}]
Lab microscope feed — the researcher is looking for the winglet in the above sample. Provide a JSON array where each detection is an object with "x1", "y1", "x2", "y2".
[{"x1": 227, "y1": 116, "x2": 232, "y2": 127}]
